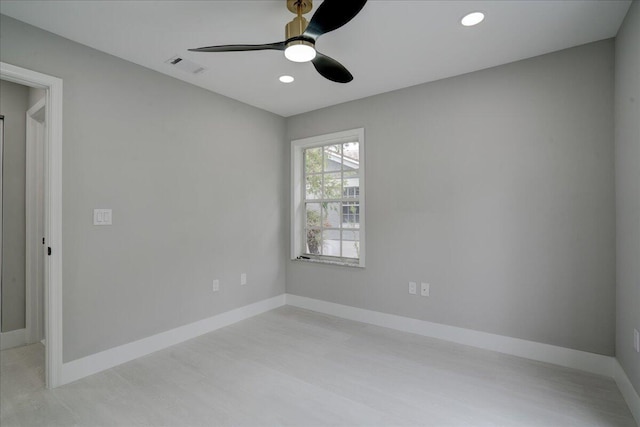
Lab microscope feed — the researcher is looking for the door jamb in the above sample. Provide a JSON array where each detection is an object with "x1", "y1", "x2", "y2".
[
  {"x1": 25, "y1": 97, "x2": 46, "y2": 346},
  {"x1": 0, "y1": 115, "x2": 3, "y2": 339}
]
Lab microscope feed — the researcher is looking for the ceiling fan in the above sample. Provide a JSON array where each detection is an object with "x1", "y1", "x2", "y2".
[{"x1": 189, "y1": 0, "x2": 368, "y2": 83}]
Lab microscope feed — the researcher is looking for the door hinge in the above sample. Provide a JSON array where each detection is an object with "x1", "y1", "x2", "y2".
[
  {"x1": 43, "y1": 237, "x2": 45, "y2": 244},
  {"x1": 48, "y1": 247, "x2": 52, "y2": 256}
]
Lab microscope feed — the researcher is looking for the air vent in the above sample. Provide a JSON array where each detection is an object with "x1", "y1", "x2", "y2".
[{"x1": 165, "y1": 55, "x2": 206, "y2": 74}]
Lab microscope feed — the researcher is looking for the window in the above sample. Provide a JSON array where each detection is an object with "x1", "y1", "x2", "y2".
[{"x1": 291, "y1": 128, "x2": 365, "y2": 267}]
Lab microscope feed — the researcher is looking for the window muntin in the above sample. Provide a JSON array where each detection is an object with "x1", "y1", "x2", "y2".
[{"x1": 292, "y1": 129, "x2": 365, "y2": 267}]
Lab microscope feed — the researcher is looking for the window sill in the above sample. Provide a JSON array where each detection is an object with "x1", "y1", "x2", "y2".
[{"x1": 292, "y1": 257, "x2": 365, "y2": 269}]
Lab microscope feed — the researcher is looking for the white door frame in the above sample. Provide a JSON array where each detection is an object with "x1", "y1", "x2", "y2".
[
  {"x1": 1, "y1": 62, "x2": 63, "y2": 389},
  {"x1": 25, "y1": 97, "x2": 46, "y2": 346},
  {"x1": 0, "y1": 116, "x2": 3, "y2": 337}
]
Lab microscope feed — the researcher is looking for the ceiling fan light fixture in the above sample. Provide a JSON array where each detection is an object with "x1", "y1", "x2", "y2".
[
  {"x1": 284, "y1": 42, "x2": 316, "y2": 62},
  {"x1": 461, "y1": 11, "x2": 485, "y2": 27}
]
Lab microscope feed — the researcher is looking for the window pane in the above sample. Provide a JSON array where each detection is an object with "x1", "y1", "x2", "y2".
[
  {"x1": 324, "y1": 145, "x2": 342, "y2": 172},
  {"x1": 343, "y1": 142, "x2": 359, "y2": 171},
  {"x1": 323, "y1": 202, "x2": 341, "y2": 228},
  {"x1": 343, "y1": 172, "x2": 358, "y2": 196},
  {"x1": 322, "y1": 229, "x2": 341, "y2": 256},
  {"x1": 342, "y1": 202, "x2": 360, "y2": 228},
  {"x1": 306, "y1": 228, "x2": 321, "y2": 255},
  {"x1": 305, "y1": 175, "x2": 322, "y2": 200},
  {"x1": 341, "y1": 230, "x2": 360, "y2": 259},
  {"x1": 323, "y1": 172, "x2": 341, "y2": 199},
  {"x1": 306, "y1": 203, "x2": 321, "y2": 227},
  {"x1": 305, "y1": 147, "x2": 322, "y2": 174},
  {"x1": 343, "y1": 181, "x2": 360, "y2": 198}
]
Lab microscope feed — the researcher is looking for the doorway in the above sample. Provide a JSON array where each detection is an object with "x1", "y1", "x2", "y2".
[
  {"x1": 0, "y1": 81, "x2": 44, "y2": 351},
  {"x1": 0, "y1": 62, "x2": 63, "y2": 389}
]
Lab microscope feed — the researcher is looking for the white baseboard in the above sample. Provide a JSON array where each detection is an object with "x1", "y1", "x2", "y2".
[
  {"x1": 285, "y1": 294, "x2": 615, "y2": 378},
  {"x1": 0, "y1": 328, "x2": 27, "y2": 350},
  {"x1": 55, "y1": 289, "x2": 635, "y2": 421},
  {"x1": 614, "y1": 359, "x2": 640, "y2": 425},
  {"x1": 61, "y1": 294, "x2": 286, "y2": 386}
]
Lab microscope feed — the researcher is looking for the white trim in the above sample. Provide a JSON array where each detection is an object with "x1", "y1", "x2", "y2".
[
  {"x1": 25, "y1": 98, "x2": 46, "y2": 345},
  {"x1": 0, "y1": 328, "x2": 27, "y2": 350},
  {"x1": 285, "y1": 294, "x2": 615, "y2": 377},
  {"x1": 291, "y1": 138, "x2": 303, "y2": 260},
  {"x1": 0, "y1": 117, "x2": 3, "y2": 335},
  {"x1": 17, "y1": 289, "x2": 638, "y2": 419},
  {"x1": 60, "y1": 294, "x2": 286, "y2": 386},
  {"x1": 1, "y1": 62, "x2": 63, "y2": 389},
  {"x1": 291, "y1": 128, "x2": 365, "y2": 267},
  {"x1": 614, "y1": 359, "x2": 640, "y2": 425}
]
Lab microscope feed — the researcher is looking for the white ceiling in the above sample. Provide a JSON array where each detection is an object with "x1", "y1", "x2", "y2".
[{"x1": 0, "y1": 0, "x2": 631, "y2": 117}]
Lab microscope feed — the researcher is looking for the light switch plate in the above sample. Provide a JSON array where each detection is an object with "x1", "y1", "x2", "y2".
[
  {"x1": 409, "y1": 282, "x2": 417, "y2": 295},
  {"x1": 241, "y1": 273, "x2": 247, "y2": 285},
  {"x1": 93, "y1": 209, "x2": 112, "y2": 225}
]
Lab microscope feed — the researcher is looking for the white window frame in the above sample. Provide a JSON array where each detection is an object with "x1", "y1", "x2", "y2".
[{"x1": 291, "y1": 128, "x2": 365, "y2": 267}]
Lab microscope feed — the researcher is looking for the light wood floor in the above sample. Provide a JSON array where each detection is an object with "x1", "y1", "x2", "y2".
[{"x1": 0, "y1": 306, "x2": 636, "y2": 426}]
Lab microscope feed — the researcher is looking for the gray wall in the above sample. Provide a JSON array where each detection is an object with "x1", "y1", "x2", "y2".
[
  {"x1": 0, "y1": 79, "x2": 28, "y2": 333},
  {"x1": 286, "y1": 40, "x2": 616, "y2": 356},
  {"x1": 0, "y1": 15, "x2": 287, "y2": 362},
  {"x1": 615, "y1": 0, "x2": 640, "y2": 394},
  {"x1": 0, "y1": 12, "x2": 623, "y2": 366}
]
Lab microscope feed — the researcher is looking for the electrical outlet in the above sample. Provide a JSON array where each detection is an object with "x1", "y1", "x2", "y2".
[
  {"x1": 408, "y1": 282, "x2": 417, "y2": 295},
  {"x1": 93, "y1": 209, "x2": 112, "y2": 225},
  {"x1": 212, "y1": 279, "x2": 219, "y2": 292},
  {"x1": 241, "y1": 273, "x2": 247, "y2": 286},
  {"x1": 634, "y1": 329, "x2": 639, "y2": 353},
  {"x1": 421, "y1": 282, "x2": 430, "y2": 297}
]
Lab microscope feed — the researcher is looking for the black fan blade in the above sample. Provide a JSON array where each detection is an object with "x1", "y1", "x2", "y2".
[
  {"x1": 189, "y1": 41, "x2": 285, "y2": 53},
  {"x1": 303, "y1": 0, "x2": 367, "y2": 40},
  {"x1": 312, "y1": 52, "x2": 353, "y2": 83}
]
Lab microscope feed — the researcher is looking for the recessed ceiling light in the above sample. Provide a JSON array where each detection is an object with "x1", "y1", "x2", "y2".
[
  {"x1": 279, "y1": 75, "x2": 295, "y2": 83},
  {"x1": 461, "y1": 12, "x2": 485, "y2": 27}
]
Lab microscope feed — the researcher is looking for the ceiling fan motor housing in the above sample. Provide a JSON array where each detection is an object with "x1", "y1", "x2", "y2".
[{"x1": 285, "y1": 15, "x2": 313, "y2": 49}]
